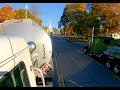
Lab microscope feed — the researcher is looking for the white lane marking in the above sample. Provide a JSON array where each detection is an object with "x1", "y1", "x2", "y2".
[{"x1": 69, "y1": 80, "x2": 83, "y2": 87}]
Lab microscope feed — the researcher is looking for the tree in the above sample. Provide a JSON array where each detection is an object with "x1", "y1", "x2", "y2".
[
  {"x1": 30, "y1": 4, "x2": 41, "y2": 19},
  {"x1": 0, "y1": 5, "x2": 15, "y2": 21},
  {"x1": 14, "y1": 9, "x2": 42, "y2": 26},
  {"x1": 59, "y1": 3, "x2": 87, "y2": 35},
  {"x1": 91, "y1": 3, "x2": 120, "y2": 35},
  {"x1": 0, "y1": 5, "x2": 42, "y2": 26},
  {"x1": 60, "y1": 28, "x2": 64, "y2": 35},
  {"x1": 14, "y1": 9, "x2": 28, "y2": 19}
]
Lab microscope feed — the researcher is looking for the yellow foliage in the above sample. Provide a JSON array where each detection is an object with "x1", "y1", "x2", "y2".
[{"x1": 14, "y1": 9, "x2": 42, "y2": 26}]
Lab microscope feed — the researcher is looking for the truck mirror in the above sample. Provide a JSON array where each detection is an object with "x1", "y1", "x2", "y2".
[{"x1": 27, "y1": 41, "x2": 36, "y2": 53}]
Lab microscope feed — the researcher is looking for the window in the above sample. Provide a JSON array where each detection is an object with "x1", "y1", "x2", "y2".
[
  {"x1": 0, "y1": 62, "x2": 30, "y2": 87},
  {"x1": 104, "y1": 39, "x2": 110, "y2": 44},
  {"x1": 0, "y1": 73, "x2": 14, "y2": 87},
  {"x1": 19, "y1": 63, "x2": 30, "y2": 87}
]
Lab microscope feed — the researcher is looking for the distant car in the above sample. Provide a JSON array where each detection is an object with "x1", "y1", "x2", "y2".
[{"x1": 67, "y1": 38, "x2": 72, "y2": 42}]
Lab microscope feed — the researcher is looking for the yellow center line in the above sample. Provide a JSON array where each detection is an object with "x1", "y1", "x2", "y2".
[
  {"x1": 60, "y1": 73, "x2": 65, "y2": 87},
  {"x1": 54, "y1": 51, "x2": 65, "y2": 87}
]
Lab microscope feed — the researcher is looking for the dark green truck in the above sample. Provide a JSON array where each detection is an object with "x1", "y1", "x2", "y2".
[{"x1": 83, "y1": 36, "x2": 120, "y2": 75}]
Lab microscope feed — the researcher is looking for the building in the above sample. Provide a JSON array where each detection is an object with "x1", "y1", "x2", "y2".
[{"x1": 47, "y1": 20, "x2": 55, "y2": 34}]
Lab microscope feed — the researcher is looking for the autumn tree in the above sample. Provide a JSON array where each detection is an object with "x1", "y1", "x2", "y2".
[
  {"x1": 59, "y1": 3, "x2": 120, "y2": 37},
  {"x1": 91, "y1": 3, "x2": 120, "y2": 36},
  {"x1": 59, "y1": 3, "x2": 87, "y2": 35},
  {"x1": 14, "y1": 9, "x2": 42, "y2": 26},
  {"x1": 14, "y1": 9, "x2": 27, "y2": 19},
  {"x1": 0, "y1": 5, "x2": 15, "y2": 21}
]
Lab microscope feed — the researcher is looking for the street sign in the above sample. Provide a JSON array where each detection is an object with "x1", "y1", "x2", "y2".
[{"x1": 40, "y1": 63, "x2": 53, "y2": 75}]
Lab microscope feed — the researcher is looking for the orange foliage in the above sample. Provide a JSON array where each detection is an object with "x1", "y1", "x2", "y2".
[
  {"x1": 66, "y1": 3, "x2": 87, "y2": 15},
  {"x1": 93, "y1": 3, "x2": 120, "y2": 32},
  {"x1": 65, "y1": 25, "x2": 75, "y2": 35},
  {"x1": 0, "y1": 6, "x2": 15, "y2": 21}
]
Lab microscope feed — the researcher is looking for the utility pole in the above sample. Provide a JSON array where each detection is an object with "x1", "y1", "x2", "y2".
[
  {"x1": 106, "y1": 29, "x2": 108, "y2": 37},
  {"x1": 92, "y1": 27, "x2": 94, "y2": 46},
  {"x1": 25, "y1": 3, "x2": 28, "y2": 19}
]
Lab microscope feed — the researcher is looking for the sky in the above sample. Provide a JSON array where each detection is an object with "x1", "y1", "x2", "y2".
[{"x1": 9, "y1": 3, "x2": 67, "y2": 28}]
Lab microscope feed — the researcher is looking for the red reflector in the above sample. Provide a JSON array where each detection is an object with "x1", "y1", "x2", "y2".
[{"x1": 14, "y1": 20, "x2": 22, "y2": 23}]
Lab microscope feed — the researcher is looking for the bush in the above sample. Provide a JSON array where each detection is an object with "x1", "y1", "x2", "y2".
[{"x1": 66, "y1": 36, "x2": 88, "y2": 42}]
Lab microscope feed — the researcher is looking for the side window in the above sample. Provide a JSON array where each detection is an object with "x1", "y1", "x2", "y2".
[
  {"x1": 13, "y1": 67, "x2": 23, "y2": 87},
  {"x1": 19, "y1": 63, "x2": 30, "y2": 87},
  {"x1": 0, "y1": 62, "x2": 30, "y2": 87},
  {"x1": 104, "y1": 39, "x2": 110, "y2": 44},
  {"x1": 0, "y1": 73, "x2": 14, "y2": 87}
]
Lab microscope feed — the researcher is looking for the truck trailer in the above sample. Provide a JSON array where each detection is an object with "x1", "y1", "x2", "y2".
[
  {"x1": 83, "y1": 36, "x2": 120, "y2": 75},
  {"x1": 0, "y1": 19, "x2": 54, "y2": 87},
  {"x1": 0, "y1": 35, "x2": 37, "y2": 87}
]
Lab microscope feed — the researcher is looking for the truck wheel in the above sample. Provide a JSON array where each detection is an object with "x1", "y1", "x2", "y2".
[
  {"x1": 96, "y1": 53, "x2": 99, "y2": 57},
  {"x1": 83, "y1": 48, "x2": 87, "y2": 54},
  {"x1": 98, "y1": 54, "x2": 105, "y2": 63},
  {"x1": 106, "y1": 61, "x2": 111, "y2": 69},
  {"x1": 98, "y1": 54, "x2": 103, "y2": 59},
  {"x1": 92, "y1": 53, "x2": 96, "y2": 58},
  {"x1": 95, "y1": 53, "x2": 100, "y2": 59},
  {"x1": 113, "y1": 64, "x2": 120, "y2": 74}
]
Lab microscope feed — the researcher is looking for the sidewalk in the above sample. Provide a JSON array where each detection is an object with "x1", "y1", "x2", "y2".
[{"x1": 73, "y1": 41, "x2": 88, "y2": 46}]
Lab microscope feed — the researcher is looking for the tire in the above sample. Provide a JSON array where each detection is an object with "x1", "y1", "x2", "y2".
[
  {"x1": 95, "y1": 53, "x2": 99, "y2": 59},
  {"x1": 98, "y1": 54, "x2": 106, "y2": 63},
  {"x1": 113, "y1": 64, "x2": 120, "y2": 74},
  {"x1": 106, "y1": 60, "x2": 111, "y2": 69},
  {"x1": 98, "y1": 54, "x2": 103, "y2": 59},
  {"x1": 100, "y1": 54, "x2": 108, "y2": 63},
  {"x1": 83, "y1": 48, "x2": 87, "y2": 54},
  {"x1": 91, "y1": 52, "x2": 96, "y2": 58}
]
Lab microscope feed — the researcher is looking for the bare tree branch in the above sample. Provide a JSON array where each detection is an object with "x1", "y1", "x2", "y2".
[{"x1": 29, "y1": 3, "x2": 41, "y2": 19}]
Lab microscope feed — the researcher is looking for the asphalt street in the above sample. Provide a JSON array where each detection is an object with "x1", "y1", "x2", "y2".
[{"x1": 51, "y1": 35, "x2": 120, "y2": 87}]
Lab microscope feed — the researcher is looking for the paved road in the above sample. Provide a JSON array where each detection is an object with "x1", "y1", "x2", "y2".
[{"x1": 51, "y1": 35, "x2": 120, "y2": 87}]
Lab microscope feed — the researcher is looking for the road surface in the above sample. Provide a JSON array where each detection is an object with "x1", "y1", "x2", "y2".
[{"x1": 51, "y1": 35, "x2": 120, "y2": 87}]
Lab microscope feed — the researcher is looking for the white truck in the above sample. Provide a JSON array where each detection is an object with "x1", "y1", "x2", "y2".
[
  {"x1": 0, "y1": 19, "x2": 54, "y2": 87},
  {"x1": 0, "y1": 35, "x2": 37, "y2": 87}
]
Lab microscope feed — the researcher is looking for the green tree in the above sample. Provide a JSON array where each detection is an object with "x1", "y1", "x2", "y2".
[{"x1": 59, "y1": 3, "x2": 87, "y2": 35}]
